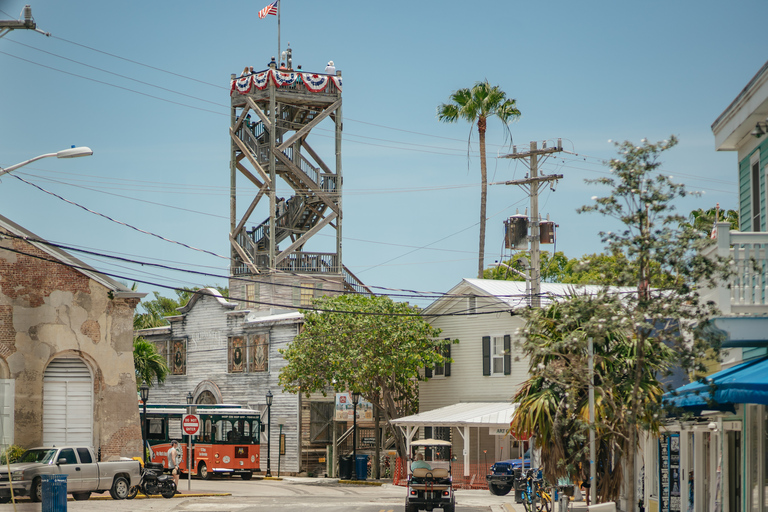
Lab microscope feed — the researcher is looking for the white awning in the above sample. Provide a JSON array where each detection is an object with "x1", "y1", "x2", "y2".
[{"x1": 391, "y1": 401, "x2": 519, "y2": 429}]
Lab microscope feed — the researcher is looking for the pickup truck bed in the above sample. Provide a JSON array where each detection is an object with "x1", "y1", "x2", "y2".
[{"x1": 0, "y1": 446, "x2": 141, "y2": 502}]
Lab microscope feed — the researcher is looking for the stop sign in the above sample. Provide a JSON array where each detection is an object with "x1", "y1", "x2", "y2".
[{"x1": 182, "y1": 414, "x2": 200, "y2": 436}]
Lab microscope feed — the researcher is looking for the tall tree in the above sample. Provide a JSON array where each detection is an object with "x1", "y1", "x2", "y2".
[
  {"x1": 278, "y1": 294, "x2": 454, "y2": 458},
  {"x1": 572, "y1": 136, "x2": 729, "y2": 510},
  {"x1": 133, "y1": 337, "x2": 169, "y2": 389},
  {"x1": 438, "y1": 81, "x2": 521, "y2": 279}
]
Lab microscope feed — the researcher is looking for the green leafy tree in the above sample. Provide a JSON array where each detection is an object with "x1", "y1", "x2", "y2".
[
  {"x1": 438, "y1": 81, "x2": 521, "y2": 279},
  {"x1": 511, "y1": 292, "x2": 671, "y2": 502},
  {"x1": 133, "y1": 337, "x2": 169, "y2": 388},
  {"x1": 682, "y1": 206, "x2": 739, "y2": 235},
  {"x1": 484, "y1": 250, "x2": 677, "y2": 287},
  {"x1": 278, "y1": 294, "x2": 455, "y2": 458},
  {"x1": 511, "y1": 137, "x2": 729, "y2": 511}
]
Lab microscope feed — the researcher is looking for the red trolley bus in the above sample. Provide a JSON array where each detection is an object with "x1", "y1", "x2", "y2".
[{"x1": 141, "y1": 404, "x2": 261, "y2": 480}]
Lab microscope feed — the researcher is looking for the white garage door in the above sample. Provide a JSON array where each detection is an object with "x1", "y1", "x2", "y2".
[{"x1": 43, "y1": 358, "x2": 93, "y2": 446}]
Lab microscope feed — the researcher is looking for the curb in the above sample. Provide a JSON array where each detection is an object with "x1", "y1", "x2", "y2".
[
  {"x1": 91, "y1": 492, "x2": 232, "y2": 500},
  {"x1": 338, "y1": 479, "x2": 384, "y2": 486}
]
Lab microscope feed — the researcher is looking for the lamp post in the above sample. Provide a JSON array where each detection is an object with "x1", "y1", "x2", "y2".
[
  {"x1": 265, "y1": 390, "x2": 273, "y2": 477},
  {"x1": 351, "y1": 391, "x2": 360, "y2": 480},
  {"x1": 186, "y1": 391, "x2": 193, "y2": 491},
  {"x1": 0, "y1": 146, "x2": 93, "y2": 178},
  {"x1": 139, "y1": 383, "x2": 149, "y2": 466}
]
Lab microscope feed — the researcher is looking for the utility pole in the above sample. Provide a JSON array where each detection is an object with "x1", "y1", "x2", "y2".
[
  {"x1": 493, "y1": 140, "x2": 563, "y2": 308},
  {"x1": 0, "y1": 5, "x2": 50, "y2": 39}
]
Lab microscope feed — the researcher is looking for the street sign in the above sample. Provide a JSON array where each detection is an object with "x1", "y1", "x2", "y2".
[{"x1": 182, "y1": 414, "x2": 200, "y2": 436}]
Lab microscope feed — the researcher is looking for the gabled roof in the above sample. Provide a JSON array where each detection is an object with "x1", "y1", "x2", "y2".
[
  {"x1": 0, "y1": 213, "x2": 144, "y2": 298},
  {"x1": 423, "y1": 278, "x2": 633, "y2": 316}
]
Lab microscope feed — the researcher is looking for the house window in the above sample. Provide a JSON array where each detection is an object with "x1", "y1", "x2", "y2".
[
  {"x1": 468, "y1": 296, "x2": 477, "y2": 316},
  {"x1": 432, "y1": 340, "x2": 451, "y2": 377},
  {"x1": 229, "y1": 336, "x2": 245, "y2": 373},
  {"x1": 244, "y1": 283, "x2": 258, "y2": 310},
  {"x1": 249, "y1": 334, "x2": 269, "y2": 372},
  {"x1": 294, "y1": 283, "x2": 324, "y2": 307},
  {"x1": 171, "y1": 339, "x2": 186, "y2": 375},
  {"x1": 482, "y1": 335, "x2": 511, "y2": 376}
]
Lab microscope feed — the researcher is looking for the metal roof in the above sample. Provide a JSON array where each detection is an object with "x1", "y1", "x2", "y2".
[{"x1": 391, "y1": 402, "x2": 519, "y2": 428}]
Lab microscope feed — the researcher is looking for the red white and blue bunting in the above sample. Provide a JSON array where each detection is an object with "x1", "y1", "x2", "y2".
[{"x1": 230, "y1": 69, "x2": 342, "y2": 95}]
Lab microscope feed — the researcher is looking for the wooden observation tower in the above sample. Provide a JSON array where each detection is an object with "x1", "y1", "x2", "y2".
[{"x1": 228, "y1": 60, "x2": 369, "y2": 309}]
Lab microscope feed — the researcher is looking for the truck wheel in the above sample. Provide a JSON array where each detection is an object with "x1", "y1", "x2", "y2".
[
  {"x1": 30, "y1": 477, "x2": 42, "y2": 502},
  {"x1": 198, "y1": 462, "x2": 211, "y2": 480},
  {"x1": 110, "y1": 476, "x2": 130, "y2": 500},
  {"x1": 72, "y1": 492, "x2": 91, "y2": 501},
  {"x1": 241, "y1": 472, "x2": 252, "y2": 480},
  {"x1": 489, "y1": 482, "x2": 512, "y2": 496}
]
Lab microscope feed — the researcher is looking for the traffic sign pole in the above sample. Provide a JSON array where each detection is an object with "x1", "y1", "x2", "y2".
[{"x1": 182, "y1": 414, "x2": 199, "y2": 491}]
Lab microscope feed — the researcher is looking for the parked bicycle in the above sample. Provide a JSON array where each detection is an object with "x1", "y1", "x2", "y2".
[{"x1": 519, "y1": 469, "x2": 552, "y2": 512}]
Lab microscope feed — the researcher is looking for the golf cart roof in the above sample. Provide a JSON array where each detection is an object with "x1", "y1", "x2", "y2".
[{"x1": 411, "y1": 438, "x2": 452, "y2": 447}]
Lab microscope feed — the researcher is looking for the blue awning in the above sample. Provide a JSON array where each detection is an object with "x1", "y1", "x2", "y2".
[{"x1": 664, "y1": 356, "x2": 768, "y2": 411}]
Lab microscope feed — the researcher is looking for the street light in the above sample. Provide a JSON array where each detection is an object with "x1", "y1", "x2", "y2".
[
  {"x1": 351, "y1": 391, "x2": 360, "y2": 480},
  {"x1": 0, "y1": 146, "x2": 93, "y2": 178},
  {"x1": 139, "y1": 383, "x2": 149, "y2": 466},
  {"x1": 265, "y1": 390, "x2": 273, "y2": 477}
]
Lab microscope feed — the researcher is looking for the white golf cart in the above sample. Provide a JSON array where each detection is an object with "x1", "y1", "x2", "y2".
[{"x1": 405, "y1": 439, "x2": 455, "y2": 512}]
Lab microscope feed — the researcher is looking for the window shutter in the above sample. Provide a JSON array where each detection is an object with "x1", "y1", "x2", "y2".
[
  {"x1": 444, "y1": 339, "x2": 451, "y2": 377},
  {"x1": 482, "y1": 336, "x2": 491, "y2": 376},
  {"x1": 314, "y1": 283, "x2": 324, "y2": 298},
  {"x1": 425, "y1": 364, "x2": 433, "y2": 378},
  {"x1": 292, "y1": 286, "x2": 300, "y2": 307},
  {"x1": 503, "y1": 334, "x2": 511, "y2": 375}
]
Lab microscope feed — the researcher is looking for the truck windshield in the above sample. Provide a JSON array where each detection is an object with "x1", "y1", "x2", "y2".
[{"x1": 18, "y1": 449, "x2": 58, "y2": 464}]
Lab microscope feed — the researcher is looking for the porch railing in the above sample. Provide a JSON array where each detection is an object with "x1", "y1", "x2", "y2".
[{"x1": 702, "y1": 222, "x2": 768, "y2": 315}]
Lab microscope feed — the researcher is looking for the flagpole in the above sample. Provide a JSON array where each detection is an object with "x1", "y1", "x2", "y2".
[{"x1": 277, "y1": 1, "x2": 281, "y2": 67}]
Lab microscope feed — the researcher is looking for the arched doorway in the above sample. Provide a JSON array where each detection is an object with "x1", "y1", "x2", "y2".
[
  {"x1": 43, "y1": 357, "x2": 93, "y2": 446},
  {"x1": 196, "y1": 391, "x2": 217, "y2": 404}
]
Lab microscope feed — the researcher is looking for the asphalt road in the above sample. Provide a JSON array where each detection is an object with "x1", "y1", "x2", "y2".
[{"x1": 0, "y1": 476, "x2": 523, "y2": 512}]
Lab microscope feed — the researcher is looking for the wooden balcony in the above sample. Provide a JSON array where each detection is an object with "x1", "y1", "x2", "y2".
[
  {"x1": 230, "y1": 68, "x2": 341, "y2": 109},
  {"x1": 702, "y1": 222, "x2": 768, "y2": 315}
]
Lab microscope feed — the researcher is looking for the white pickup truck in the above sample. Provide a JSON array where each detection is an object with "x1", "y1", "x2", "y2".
[{"x1": 0, "y1": 446, "x2": 141, "y2": 502}]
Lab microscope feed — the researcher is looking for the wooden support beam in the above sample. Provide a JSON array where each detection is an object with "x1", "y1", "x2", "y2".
[
  {"x1": 233, "y1": 105, "x2": 250, "y2": 132},
  {"x1": 230, "y1": 128, "x2": 272, "y2": 186},
  {"x1": 277, "y1": 99, "x2": 341, "y2": 152},
  {"x1": 246, "y1": 97, "x2": 272, "y2": 132},
  {"x1": 236, "y1": 162, "x2": 265, "y2": 189},
  {"x1": 273, "y1": 150, "x2": 339, "y2": 215},
  {"x1": 275, "y1": 212, "x2": 337, "y2": 265},
  {"x1": 229, "y1": 234, "x2": 260, "y2": 274},
  {"x1": 233, "y1": 185, "x2": 267, "y2": 238},
  {"x1": 302, "y1": 140, "x2": 334, "y2": 176}
]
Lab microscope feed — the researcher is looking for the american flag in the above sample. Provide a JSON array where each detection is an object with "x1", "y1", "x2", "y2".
[{"x1": 258, "y1": 0, "x2": 278, "y2": 18}]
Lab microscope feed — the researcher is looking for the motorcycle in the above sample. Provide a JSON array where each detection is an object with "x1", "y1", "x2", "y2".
[{"x1": 126, "y1": 462, "x2": 177, "y2": 499}]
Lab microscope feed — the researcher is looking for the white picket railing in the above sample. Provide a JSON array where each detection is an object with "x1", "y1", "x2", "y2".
[{"x1": 702, "y1": 222, "x2": 768, "y2": 314}]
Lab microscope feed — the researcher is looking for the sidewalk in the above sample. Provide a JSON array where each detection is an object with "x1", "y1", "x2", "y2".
[{"x1": 501, "y1": 498, "x2": 593, "y2": 511}]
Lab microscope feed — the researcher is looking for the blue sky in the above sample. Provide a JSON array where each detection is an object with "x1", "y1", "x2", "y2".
[{"x1": 1, "y1": 0, "x2": 766, "y2": 309}]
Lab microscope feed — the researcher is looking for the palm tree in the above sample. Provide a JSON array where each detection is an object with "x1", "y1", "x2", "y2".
[
  {"x1": 684, "y1": 206, "x2": 739, "y2": 235},
  {"x1": 133, "y1": 337, "x2": 169, "y2": 389},
  {"x1": 438, "y1": 81, "x2": 521, "y2": 278}
]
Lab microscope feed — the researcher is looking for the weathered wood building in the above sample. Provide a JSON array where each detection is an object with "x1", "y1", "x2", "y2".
[{"x1": 136, "y1": 59, "x2": 373, "y2": 475}]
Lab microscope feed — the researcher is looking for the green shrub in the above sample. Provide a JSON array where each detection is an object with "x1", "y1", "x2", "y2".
[{"x1": 1, "y1": 445, "x2": 26, "y2": 465}]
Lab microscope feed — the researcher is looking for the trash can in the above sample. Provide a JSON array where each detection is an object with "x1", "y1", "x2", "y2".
[
  {"x1": 338, "y1": 455, "x2": 353, "y2": 480},
  {"x1": 42, "y1": 474, "x2": 67, "y2": 512},
  {"x1": 354, "y1": 454, "x2": 369, "y2": 481}
]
